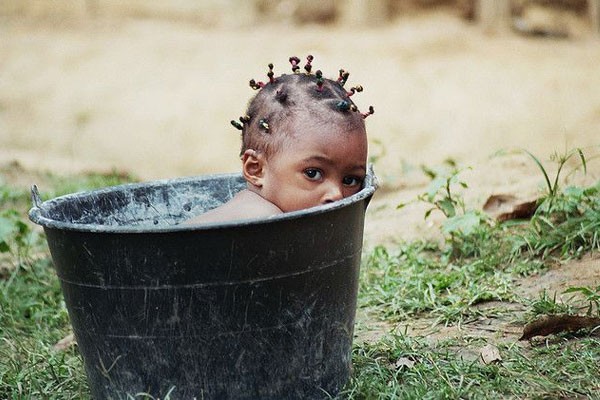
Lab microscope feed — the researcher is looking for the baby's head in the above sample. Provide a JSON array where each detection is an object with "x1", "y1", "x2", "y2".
[{"x1": 231, "y1": 56, "x2": 374, "y2": 213}]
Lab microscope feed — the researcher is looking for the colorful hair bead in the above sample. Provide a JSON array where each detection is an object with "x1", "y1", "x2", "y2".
[
  {"x1": 315, "y1": 70, "x2": 324, "y2": 91},
  {"x1": 231, "y1": 115, "x2": 251, "y2": 131},
  {"x1": 231, "y1": 120, "x2": 243, "y2": 130},
  {"x1": 347, "y1": 85, "x2": 363, "y2": 97},
  {"x1": 336, "y1": 100, "x2": 351, "y2": 111},
  {"x1": 304, "y1": 55, "x2": 314, "y2": 74},
  {"x1": 289, "y1": 56, "x2": 301, "y2": 73},
  {"x1": 249, "y1": 79, "x2": 265, "y2": 90},
  {"x1": 267, "y1": 63, "x2": 275, "y2": 84},
  {"x1": 337, "y1": 69, "x2": 350, "y2": 87},
  {"x1": 259, "y1": 119, "x2": 270, "y2": 132},
  {"x1": 362, "y1": 106, "x2": 375, "y2": 119}
]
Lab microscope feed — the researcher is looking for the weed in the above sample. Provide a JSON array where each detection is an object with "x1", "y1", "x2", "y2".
[
  {"x1": 398, "y1": 161, "x2": 497, "y2": 261},
  {"x1": 563, "y1": 286, "x2": 600, "y2": 316},
  {"x1": 525, "y1": 290, "x2": 578, "y2": 317},
  {"x1": 405, "y1": 160, "x2": 470, "y2": 220},
  {"x1": 523, "y1": 147, "x2": 586, "y2": 207},
  {"x1": 513, "y1": 183, "x2": 600, "y2": 260}
]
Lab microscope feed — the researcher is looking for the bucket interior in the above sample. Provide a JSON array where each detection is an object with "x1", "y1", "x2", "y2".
[{"x1": 29, "y1": 168, "x2": 376, "y2": 231}]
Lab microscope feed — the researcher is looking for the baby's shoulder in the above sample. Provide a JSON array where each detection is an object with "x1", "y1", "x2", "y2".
[
  {"x1": 184, "y1": 190, "x2": 281, "y2": 225},
  {"x1": 230, "y1": 190, "x2": 282, "y2": 217}
]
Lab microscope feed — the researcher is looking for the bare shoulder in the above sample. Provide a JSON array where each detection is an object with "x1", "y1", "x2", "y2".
[{"x1": 184, "y1": 190, "x2": 282, "y2": 225}]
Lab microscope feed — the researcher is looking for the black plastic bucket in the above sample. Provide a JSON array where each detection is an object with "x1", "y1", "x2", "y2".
[{"x1": 29, "y1": 169, "x2": 377, "y2": 399}]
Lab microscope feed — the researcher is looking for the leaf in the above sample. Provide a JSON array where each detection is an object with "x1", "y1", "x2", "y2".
[
  {"x1": 397, "y1": 202, "x2": 407, "y2": 210},
  {"x1": 437, "y1": 198, "x2": 456, "y2": 218},
  {"x1": 482, "y1": 194, "x2": 539, "y2": 222},
  {"x1": 0, "y1": 215, "x2": 17, "y2": 253},
  {"x1": 520, "y1": 314, "x2": 600, "y2": 340},
  {"x1": 480, "y1": 344, "x2": 502, "y2": 365},
  {"x1": 0, "y1": 215, "x2": 16, "y2": 239},
  {"x1": 563, "y1": 287, "x2": 594, "y2": 296},
  {"x1": 394, "y1": 357, "x2": 416, "y2": 369},
  {"x1": 421, "y1": 165, "x2": 437, "y2": 179},
  {"x1": 577, "y1": 148, "x2": 587, "y2": 174},
  {"x1": 426, "y1": 176, "x2": 447, "y2": 202},
  {"x1": 53, "y1": 333, "x2": 77, "y2": 351},
  {"x1": 442, "y1": 212, "x2": 481, "y2": 235},
  {"x1": 523, "y1": 149, "x2": 553, "y2": 195}
]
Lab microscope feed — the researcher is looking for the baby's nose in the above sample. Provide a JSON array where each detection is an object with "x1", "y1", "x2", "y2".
[{"x1": 323, "y1": 183, "x2": 344, "y2": 204}]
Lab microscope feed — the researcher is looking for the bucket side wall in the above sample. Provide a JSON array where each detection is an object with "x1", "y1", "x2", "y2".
[{"x1": 43, "y1": 200, "x2": 368, "y2": 398}]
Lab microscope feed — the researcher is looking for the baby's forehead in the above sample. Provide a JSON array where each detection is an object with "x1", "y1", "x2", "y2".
[
  {"x1": 276, "y1": 119, "x2": 366, "y2": 150},
  {"x1": 282, "y1": 108, "x2": 367, "y2": 134}
]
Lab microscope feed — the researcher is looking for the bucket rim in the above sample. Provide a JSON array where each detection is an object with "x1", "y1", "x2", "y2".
[{"x1": 28, "y1": 166, "x2": 377, "y2": 233}]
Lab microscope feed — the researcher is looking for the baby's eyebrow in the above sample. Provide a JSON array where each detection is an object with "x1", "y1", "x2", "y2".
[
  {"x1": 302, "y1": 156, "x2": 366, "y2": 172},
  {"x1": 301, "y1": 155, "x2": 334, "y2": 165}
]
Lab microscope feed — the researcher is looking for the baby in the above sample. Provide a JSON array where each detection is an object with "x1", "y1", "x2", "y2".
[{"x1": 186, "y1": 55, "x2": 374, "y2": 224}]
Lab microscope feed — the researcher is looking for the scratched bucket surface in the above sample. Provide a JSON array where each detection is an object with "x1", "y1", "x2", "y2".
[{"x1": 29, "y1": 169, "x2": 377, "y2": 399}]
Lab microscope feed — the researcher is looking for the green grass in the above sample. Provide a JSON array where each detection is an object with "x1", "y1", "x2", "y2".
[
  {"x1": 1, "y1": 156, "x2": 599, "y2": 399},
  {"x1": 348, "y1": 151, "x2": 600, "y2": 398},
  {"x1": 359, "y1": 242, "x2": 517, "y2": 326},
  {"x1": 1, "y1": 171, "x2": 132, "y2": 399},
  {"x1": 0, "y1": 257, "x2": 89, "y2": 399},
  {"x1": 344, "y1": 334, "x2": 600, "y2": 399}
]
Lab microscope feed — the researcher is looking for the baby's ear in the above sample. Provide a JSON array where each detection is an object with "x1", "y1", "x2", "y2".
[{"x1": 242, "y1": 149, "x2": 265, "y2": 188}]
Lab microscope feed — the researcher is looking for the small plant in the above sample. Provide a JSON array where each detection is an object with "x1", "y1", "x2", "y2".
[
  {"x1": 511, "y1": 148, "x2": 600, "y2": 260},
  {"x1": 526, "y1": 290, "x2": 577, "y2": 317},
  {"x1": 410, "y1": 160, "x2": 469, "y2": 220},
  {"x1": 514, "y1": 182, "x2": 600, "y2": 260},
  {"x1": 399, "y1": 160, "x2": 494, "y2": 260},
  {"x1": 563, "y1": 286, "x2": 600, "y2": 317},
  {"x1": 523, "y1": 147, "x2": 587, "y2": 216}
]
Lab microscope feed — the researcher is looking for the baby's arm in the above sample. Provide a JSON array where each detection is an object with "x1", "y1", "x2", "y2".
[{"x1": 184, "y1": 189, "x2": 282, "y2": 225}]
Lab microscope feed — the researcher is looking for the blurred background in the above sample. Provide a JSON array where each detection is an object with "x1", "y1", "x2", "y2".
[{"x1": 1, "y1": 0, "x2": 599, "y2": 183}]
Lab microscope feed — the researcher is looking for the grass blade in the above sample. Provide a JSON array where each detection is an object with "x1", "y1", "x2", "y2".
[{"x1": 523, "y1": 149, "x2": 553, "y2": 196}]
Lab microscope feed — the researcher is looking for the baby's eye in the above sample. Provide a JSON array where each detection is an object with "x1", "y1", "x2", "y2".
[
  {"x1": 304, "y1": 168, "x2": 322, "y2": 180},
  {"x1": 343, "y1": 176, "x2": 363, "y2": 187}
]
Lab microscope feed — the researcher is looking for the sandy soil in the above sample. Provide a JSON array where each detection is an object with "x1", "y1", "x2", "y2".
[
  {"x1": 2, "y1": 12, "x2": 599, "y2": 342},
  {"x1": 2, "y1": 12, "x2": 600, "y2": 243}
]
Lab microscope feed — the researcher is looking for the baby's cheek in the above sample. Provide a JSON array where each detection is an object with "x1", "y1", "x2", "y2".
[
  {"x1": 343, "y1": 187, "x2": 361, "y2": 198},
  {"x1": 283, "y1": 193, "x2": 322, "y2": 212}
]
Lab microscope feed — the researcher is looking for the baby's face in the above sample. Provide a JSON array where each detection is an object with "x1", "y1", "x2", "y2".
[{"x1": 258, "y1": 120, "x2": 368, "y2": 213}]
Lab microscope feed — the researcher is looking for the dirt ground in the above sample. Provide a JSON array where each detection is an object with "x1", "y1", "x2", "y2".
[{"x1": 1, "y1": 11, "x2": 600, "y2": 341}]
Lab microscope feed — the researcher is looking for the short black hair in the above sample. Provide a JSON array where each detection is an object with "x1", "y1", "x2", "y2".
[{"x1": 237, "y1": 68, "x2": 369, "y2": 157}]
